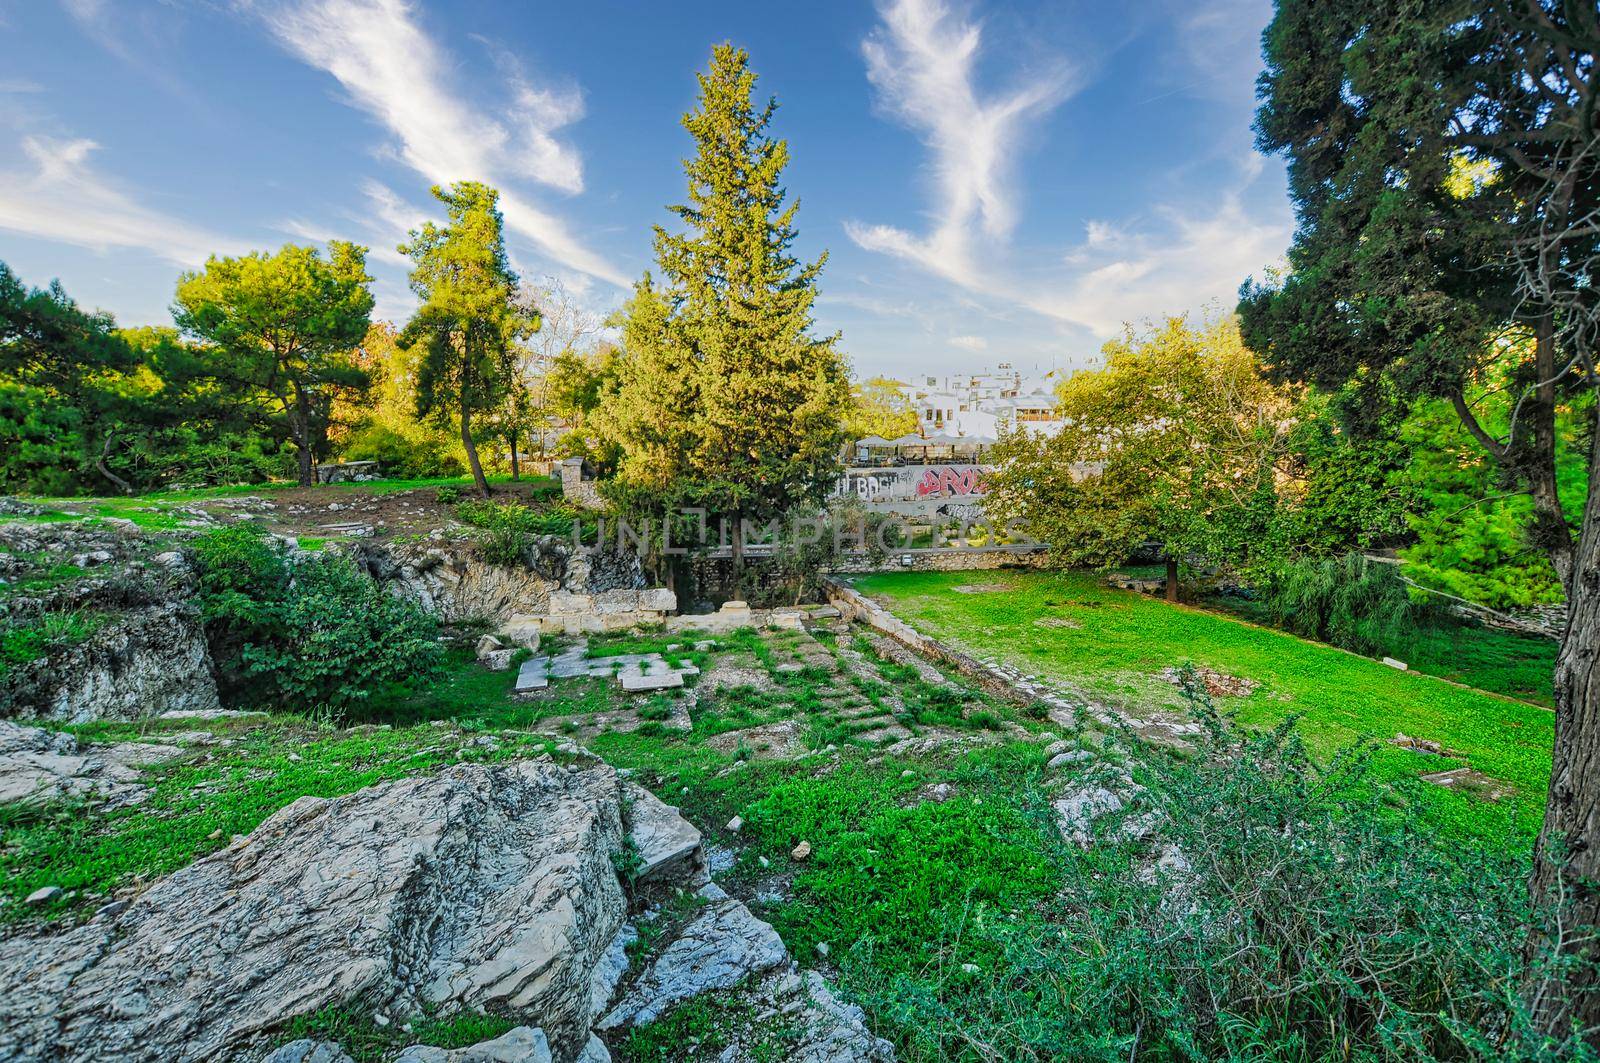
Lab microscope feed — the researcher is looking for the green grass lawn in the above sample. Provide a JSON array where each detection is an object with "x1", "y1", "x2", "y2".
[
  {"x1": 1202, "y1": 590, "x2": 1560, "y2": 706},
  {"x1": 3, "y1": 475, "x2": 563, "y2": 531},
  {"x1": 852, "y1": 569, "x2": 1555, "y2": 847}
]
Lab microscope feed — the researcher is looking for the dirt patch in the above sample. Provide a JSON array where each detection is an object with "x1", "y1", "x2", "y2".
[
  {"x1": 706, "y1": 720, "x2": 809, "y2": 760},
  {"x1": 1034, "y1": 616, "x2": 1083, "y2": 630},
  {"x1": 181, "y1": 480, "x2": 561, "y2": 541},
  {"x1": 1158, "y1": 665, "x2": 1260, "y2": 698},
  {"x1": 952, "y1": 583, "x2": 1009, "y2": 594},
  {"x1": 1420, "y1": 767, "x2": 1515, "y2": 802}
]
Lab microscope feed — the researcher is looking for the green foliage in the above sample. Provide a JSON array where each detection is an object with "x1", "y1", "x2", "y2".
[
  {"x1": 1395, "y1": 393, "x2": 1585, "y2": 609},
  {"x1": 839, "y1": 709, "x2": 1587, "y2": 1062},
  {"x1": 987, "y1": 314, "x2": 1296, "y2": 575},
  {"x1": 593, "y1": 45, "x2": 849, "y2": 557},
  {"x1": 173, "y1": 242, "x2": 374, "y2": 486},
  {"x1": 1260, "y1": 552, "x2": 1441, "y2": 658},
  {"x1": 239, "y1": 554, "x2": 442, "y2": 716},
  {"x1": 337, "y1": 323, "x2": 467, "y2": 480},
  {"x1": 189, "y1": 523, "x2": 439, "y2": 713},
  {"x1": 0, "y1": 610, "x2": 101, "y2": 679},
  {"x1": 844, "y1": 377, "x2": 918, "y2": 442},
  {"x1": 283, "y1": 1005, "x2": 516, "y2": 1063},
  {"x1": 400, "y1": 182, "x2": 538, "y2": 497},
  {"x1": 454, "y1": 498, "x2": 575, "y2": 565}
]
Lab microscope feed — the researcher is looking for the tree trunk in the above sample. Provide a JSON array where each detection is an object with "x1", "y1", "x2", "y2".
[
  {"x1": 510, "y1": 428, "x2": 521, "y2": 481},
  {"x1": 461, "y1": 393, "x2": 490, "y2": 499},
  {"x1": 1165, "y1": 556, "x2": 1179, "y2": 603},
  {"x1": 292, "y1": 386, "x2": 315, "y2": 488},
  {"x1": 95, "y1": 431, "x2": 133, "y2": 495},
  {"x1": 1525, "y1": 319, "x2": 1576, "y2": 594},
  {"x1": 1527, "y1": 419, "x2": 1600, "y2": 1042}
]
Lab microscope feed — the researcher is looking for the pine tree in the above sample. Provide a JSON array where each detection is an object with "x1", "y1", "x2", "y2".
[
  {"x1": 400, "y1": 182, "x2": 538, "y2": 498},
  {"x1": 597, "y1": 44, "x2": 850, "y2": 587},
  {"x1": 173, "y1": 243, "x2": 374, "y2": 487}
]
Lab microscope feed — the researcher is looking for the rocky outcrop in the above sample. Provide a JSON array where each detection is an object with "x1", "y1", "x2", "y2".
[
  {"x1": 599, "y1": 899, "x2": 789, "y2": 1029},
  {"x1": 0, "y1": 760, "x2": 630, "y2": 1063},
  {"x1": 0, "y1": 721, "x2": 182, "y2": 807},
  {"x1": 0, "y1": 751, "x2": 891, "y2": 1063},
  {"x1": 0, "y1": 602, "x2": 220, "y2": 723},
  {"x1": 353, "y1": 538, "x2": 673, "y2": 639}
]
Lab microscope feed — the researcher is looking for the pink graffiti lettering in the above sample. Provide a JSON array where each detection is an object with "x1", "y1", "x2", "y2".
[{"x1": 915, "y1": 466, "x2": 987, "y2": 498}]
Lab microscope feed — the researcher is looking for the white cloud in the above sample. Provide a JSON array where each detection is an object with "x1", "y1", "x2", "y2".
[
  {"x1": 846, "y1": 0, "x2": 1075, "y2": 287},
  {"x1": 0, "y1": 135, "x2": 236, "y2": 264},
  {"x1": 257, "y1": 0, "x2": 626, "y2": 286},
  {"x1": 1028, "y1": 193, "x2": 1290, "y2": 335},
  {"x1": 843, "y1": 0, "x2": 1289, "y2": 343},
  {"x1": 949, "y1": 334, "x2": 988, "y2": 351},
  {"x1": 356, "y1": 179, "x2": 429, "y2": 267}
]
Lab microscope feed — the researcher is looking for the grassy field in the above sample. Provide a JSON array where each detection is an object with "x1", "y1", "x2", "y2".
[
  {"x1": 852, "y1": 569, "x2": 1555, "y2": 846},
  {"x1": 1202, "y1": 590, "x2": 1560, "y2": 706}
]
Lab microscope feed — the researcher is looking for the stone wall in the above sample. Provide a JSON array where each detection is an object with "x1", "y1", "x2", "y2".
[
  {"x1": 822, "y1": 577, "x2": 1042, "y2": 710},
  {"x1": 558, "y1": 457, "x2": 605, "y2": 511}
]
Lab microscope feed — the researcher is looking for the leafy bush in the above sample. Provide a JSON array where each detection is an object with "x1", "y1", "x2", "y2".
[
  {"x1": 240, "y1": 554, "x2": 441, "y2": 715},
  {"x1": 454, "y1": 499, "x2": 576, "y2": 565},
  {"x1": 1260, "y1": 551, "x2": 1443, "y2": 657},
  {"x1": 835, "y1": 683, "x2": 1591, "y2": 1062},
  {"x1": 189, "y1": 524, "x2": 440, "y2": 713},
  {"x1": 342, "y1": 422, "x2": 464, "y2": 480},
  {"x1": 434, "y1": 484, "x2": 464, "y2": 505}
]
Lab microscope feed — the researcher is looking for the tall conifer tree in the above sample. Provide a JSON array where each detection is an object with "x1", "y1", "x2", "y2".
[
  {"x1": 401, "y1": 182, "x2": 537, "y2": 499},
  {"x1": 597, "y1": 44, "x2": 850, "y2": 586}
]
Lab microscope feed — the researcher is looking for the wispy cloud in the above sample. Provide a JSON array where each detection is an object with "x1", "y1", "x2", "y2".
[
  {"x1": 1028, "y1": 192, "x2": 1289, "y2": 335},
  {"x1": 60, "y1": 0, "x2": 205, "y2": 103},
  {"x1": 0, "y1": 135, "x2": 236, "y2": 264},
  {"x1": 256, "y1": 0, "x2": 627, "y2": 286},
  {"x1": 843, "y1": 0, "x2": 1288, "y2": 342},
  {"x1": 845, "y1": 0, "x2": 1075, "y2": 287},
  {"x1": 950, "y1": 334, "x2": 988, "y2": 351}
]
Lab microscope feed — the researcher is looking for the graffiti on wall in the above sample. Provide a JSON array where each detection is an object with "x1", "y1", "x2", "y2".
[
  {"x1": 835, "y1": 465, "x2": 990, "y2": 510},
  {"x1": 915, "y1": 465, "x2": 986, "y2": 498}
]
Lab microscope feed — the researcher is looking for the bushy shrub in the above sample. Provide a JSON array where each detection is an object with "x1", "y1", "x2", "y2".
[
  {"x1": 342, "y1": 423, "x2": 464, "y2": 480},
  {"x1": 240, "y1": 554, "x2": 441, "y2": 715},
  {"x1": 454, "y1": 499, "x2": 576, "y2": 565},
  {"x1": 840, "y1": 681, "x2": 1592, "y2": 1062},
  {"x1": 189, "y1": 523, "x2": 291, "y2": 699},
  {"x1": 434, "y1": 484, "x2": 464, "y2": 505},
  {"x1": 1259, "y1": 551, "x2": 1442, "y2": 657},
  {"x1": 189, "y1": 524, "x2": 440, "y2": 713}
]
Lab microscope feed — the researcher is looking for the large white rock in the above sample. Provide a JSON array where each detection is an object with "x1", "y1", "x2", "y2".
[
  {"x1": 0, "y1": 760, "x2": 630, "y2": 1063},
  {"x1": 3, "y1": 603, "x2": 220, "y2": 724},
  {"x1": 0, "y1": 721, "x2": 180, "y2": 807},
  {"x1": 623, "y1": 781, "x2": 705, "y2": 886},
  {"x1": 598, "y1": 900, "x2": 789, "y2": 1029}
]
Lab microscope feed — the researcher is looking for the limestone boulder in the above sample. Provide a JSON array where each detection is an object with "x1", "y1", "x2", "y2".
[
  {"x1": 0, "y1": 720, "x2": 181, "y2": 808},
  {"x1": 598, "y1": 899, "x2": 789, "y2": 1030},
  {"x1": 0, "y1": 760, "x2": 631, "y2": 1063},
  {"x1": 622, "y1": 781, "x2": 705, "y2": 887},
  {"x1": 1, "y1": 602, "x2": 220, "y2": 724}
]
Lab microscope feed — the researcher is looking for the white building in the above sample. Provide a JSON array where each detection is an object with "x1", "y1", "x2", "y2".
[{"x1": 906, "y1": 364, "x2": 1066, "y2": 438}]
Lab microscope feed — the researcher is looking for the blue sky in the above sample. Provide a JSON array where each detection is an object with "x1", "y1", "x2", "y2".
[{"x1": 0, "y1": 0, "x2": 1291, "y2": 379}]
